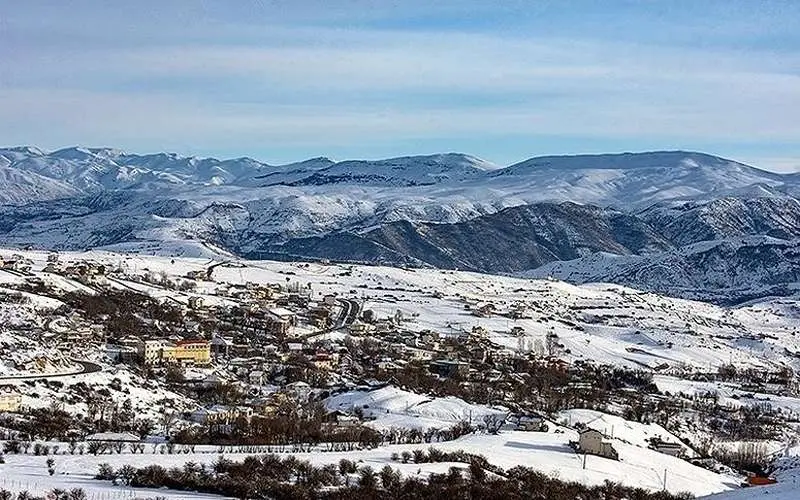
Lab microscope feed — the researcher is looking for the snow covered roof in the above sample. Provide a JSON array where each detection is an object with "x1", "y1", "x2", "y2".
[{"x1": 268, "y1": 307, "x2": 296, "y2": 318}]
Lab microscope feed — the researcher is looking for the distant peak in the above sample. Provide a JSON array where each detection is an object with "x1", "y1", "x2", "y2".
[
  {"x1": 50, "y1": 146, "x2": 97, "y2": 160},
  {"x1": 362, "y1": 152, "x2": 498, "y2": 171},
  {"x1": 4, "y1": 146, "x2": 45, "y2": 156},
  {"x1": 503, "y1": 150, "x2": 755, "y2": 173},
  {"x1": 280, "y1": 156, "x2": 337, "y2": 169}
]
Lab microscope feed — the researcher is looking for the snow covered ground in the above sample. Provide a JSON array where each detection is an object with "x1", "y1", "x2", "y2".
[
  {"x1": 2, "y1": 248, "x2": 800, "y2": 497},
  {"x1": 558, "y1": 409, "x2": 693, "y2": 455},
  {"x1": 700, "y1": 453, "x2": 800, "y2": 499},
  {"x1": 0, "y1": 418, "x2": 742, "y2": 498},
  {"x1": 326, "y1": 385, "x2": 507, "y2": 431}
]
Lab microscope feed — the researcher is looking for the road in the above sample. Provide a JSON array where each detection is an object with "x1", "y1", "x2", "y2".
[
  {"x1": 296, "y1": 298, "x2": 362, "y2": 341},
  {"x1": 0, "y1": 359, "x2": 102, "y2": 382},
  {"x1": 335, "y1": 298, "x2": 362, "y2": 329}
]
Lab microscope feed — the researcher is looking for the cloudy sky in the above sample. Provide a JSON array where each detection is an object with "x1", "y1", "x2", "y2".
[{"x1": 2, "y1": 0, "x2": 799, "y2": 170}]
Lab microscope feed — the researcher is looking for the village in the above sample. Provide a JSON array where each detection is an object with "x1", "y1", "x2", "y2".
[{"x1": 0, "y1": 250, "x2": 798, "y2": 497}]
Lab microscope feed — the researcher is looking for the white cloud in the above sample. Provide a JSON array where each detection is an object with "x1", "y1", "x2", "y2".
[{"x1": 1, "y1": 20, "x2": 798, "y2": 167}]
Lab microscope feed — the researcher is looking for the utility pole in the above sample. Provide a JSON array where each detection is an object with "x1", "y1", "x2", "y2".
[
  {"x1": 663, "y1": 468, "x2": 667, "y2": 491},
  {"x1": 583, "y1": 452, "x2": 587, "y2": 469}
]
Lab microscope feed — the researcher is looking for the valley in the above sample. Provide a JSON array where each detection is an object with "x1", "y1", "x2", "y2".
[{"x1": 0, "y1": 249, "x2": 798, "y2": 498}]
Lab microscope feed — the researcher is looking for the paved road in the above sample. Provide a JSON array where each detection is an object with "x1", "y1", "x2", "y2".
[
  {"x1": 335, "y1": 298, "x2": 360, "y2": 328},
  {"x1": 0, "y1": 359, "x2": 102, "y2": 381},
  {"x1": 297, "y1": 298, "x2": 362, "y2": 341}
]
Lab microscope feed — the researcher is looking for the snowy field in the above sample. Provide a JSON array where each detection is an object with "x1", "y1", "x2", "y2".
[{"x1": 0, "y1": 420, "x2": 742, "y2": 498}]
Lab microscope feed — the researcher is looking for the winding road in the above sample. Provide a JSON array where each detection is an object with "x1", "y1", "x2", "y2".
[{"x1": 0, "y1": 359, "x2": 102, "y2": 382}]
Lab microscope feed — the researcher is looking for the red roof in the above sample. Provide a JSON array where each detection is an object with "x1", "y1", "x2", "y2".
[{"x1": 176, "y1": 339, "x2": 208, "y2": 346}]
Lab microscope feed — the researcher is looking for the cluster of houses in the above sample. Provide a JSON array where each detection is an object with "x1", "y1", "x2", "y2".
[
  {"x1": 188, "y1": 381, "x2": 314, "y2": 426},
  {"x1": 137, "y1": 338, "x2": 212, "y2": 365},
  {"x1": 572, "y1": 428, "x2": 688, "y2": 461},
  {"x1": 0, "y1": 254, "x2": 32, "y2": 273}
]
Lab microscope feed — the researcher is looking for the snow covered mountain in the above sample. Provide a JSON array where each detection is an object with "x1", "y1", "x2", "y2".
[
  {"x1": 1, "y1": 146, "x2": 794, "y2": 209},
  {"x1": 520, "y1": 236, "x2": 800, "y2": 305},
  {"x1": 640, "y1": 197, "x2": 800, "y2": 246},
  {"x1": 262, "y1": 153, "x2": 498, "y2": 187},
  {"x1": 2, "y1": 146, "x2": 800, "y2": 302},
  {"x1": 264, "y1": 202, "x2": 674, "y2": 271}
]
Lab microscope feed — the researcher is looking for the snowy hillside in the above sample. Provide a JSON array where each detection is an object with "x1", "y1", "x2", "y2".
[
  {"x1": 0, "y1": 145, "x2": 794, "y2": 220},
  {"x1": 1, "y1": 248, "x2": 799, "y2": 498},
  {"x1": 4, "y1": 248, "x2": 800, "y2": 373},
  {"x1": 3, "y1": 146, "x2": 800, "y2": 303},
  {"x1": 326, "y1": 385, "x2": 506, "y2": 430},
  {"x1": 521, "y1": 236, "x2": 800, "y2": 304}
]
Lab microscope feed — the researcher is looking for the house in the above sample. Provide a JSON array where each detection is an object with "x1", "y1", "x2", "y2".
[
  {"x1": 190, "y1": 405, "x2": 253, "y2": 425},
  {"x1": 650, "y1": 437, "x2": 685, "y2": 458},
  {"x1": 137, "y1": 339, "x2": 167, "y2": 364},
  {"x1": 171, "y1": 339, "x2": 211, "y2": 365},
  {"x1": 268, "y1": 307, "x2": 297, "y2": 325},
  {"x1": 248, "y1": 370, "x2": 264, "y2": 386},
  {"x1": 285, "y1": 381, "x2": 312, "y2": 401},
  {"x1": 348, "y1": 321, "x2": 371, "y2": 336},
  {"x1": 266, "y1": 307, "x2": 297, "y2": 335},
  {"x1": 185, "y1": 270, "x2": 206, "y2": 281},
  {"x1": 472, "y1": 302, "x2": 496, "y2": 317},
  {"x1": 429, "y1": 360, "x2": 470, "y2": 378},
  {"x1": 201, "y1": 373, "x2": 228, "y2": 388},
  {"x1": 2, "y1": 255, "x2": 31, "y2": 273},
  {"x1": 405, "y1": 347, "x2": 433, "y2": 361},
  {"x1": 43, "y1": 260, "x2": 62, "y2": 273},
  {"x1": 471, "y1": 326, "x2": 489, "y2": 338},
  {"x1": 418, "y1": 330, "x2": 438, "y2": 345},
  {"x1": 249, "y1": 396, "x2": 278, "y2": 415},
  {"x1": 324, "y1": 410, "x2": 359, "y2": 427},
  {"x1": 309, "y1": 306, "x2": 331, "y2": 328},
  {"x1": 514, "y1": 414, "x2": 548, "y2": 432},
  {"x1": 577, "y1": 428, "x2": 619, "y2": 460},
  {"x1": 510, "y1": 326, "x2": 525, "y2": 337},
  {"x1": 323, "y1": 294, "x2": 337, "y2": 307},
  {"x1": 64, "y1": 262, "x2": 106, "y2": 283},
  {"x1": 210, "y1": 336, "x2": 232, "y2": 357},
  {"x1": 138, "y1": 338, "x2": 211, "y2": 365},
  {"x1": 0, "y1": 388, "x2": 22, "y2": 413},
  {"x1": 312, "y1": 352, "x2": 339, "y2": 371},
  {"x1": 286, "y1": 342, "x2": 304, "y2": 354},
  {"x1": 745, "y1": 473, "x2": 778, "y2": 487},
  {"x1": 188, "y1": 296, "x2": 205, "y2": 310},
  {"x1": 104, "y1": 344, "x2": 138, "y2": 364}
]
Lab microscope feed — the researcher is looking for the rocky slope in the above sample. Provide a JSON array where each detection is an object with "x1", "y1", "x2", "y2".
[{"x1": 2, "y1": 146, "x2": 800, "y2": 302}]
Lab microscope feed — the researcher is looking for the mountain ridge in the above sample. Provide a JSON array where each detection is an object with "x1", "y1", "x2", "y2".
[
  {"x1": 1, "y1": 146, "x2": 785, "y2": 203},
  {"x1": 2, "y1": 145, "x2": 800, "y2": 303}
]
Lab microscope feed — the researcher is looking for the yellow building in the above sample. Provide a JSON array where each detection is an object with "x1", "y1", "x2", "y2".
[
  {"x1": 138, "y1": 339, "x2": 211, "y2": 365},
  {"x1": 170, "y1": 339, "x2": 211, "y2": 365}
]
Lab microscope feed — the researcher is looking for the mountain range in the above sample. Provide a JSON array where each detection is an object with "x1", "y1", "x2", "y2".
[{"x1": 2, "y1": 145, "x2": 800, "y2": 303}]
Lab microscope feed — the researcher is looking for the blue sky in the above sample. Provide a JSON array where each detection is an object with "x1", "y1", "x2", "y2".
[{"x1": 1, "y1": 1, "x2": 799, "y2": 170}]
